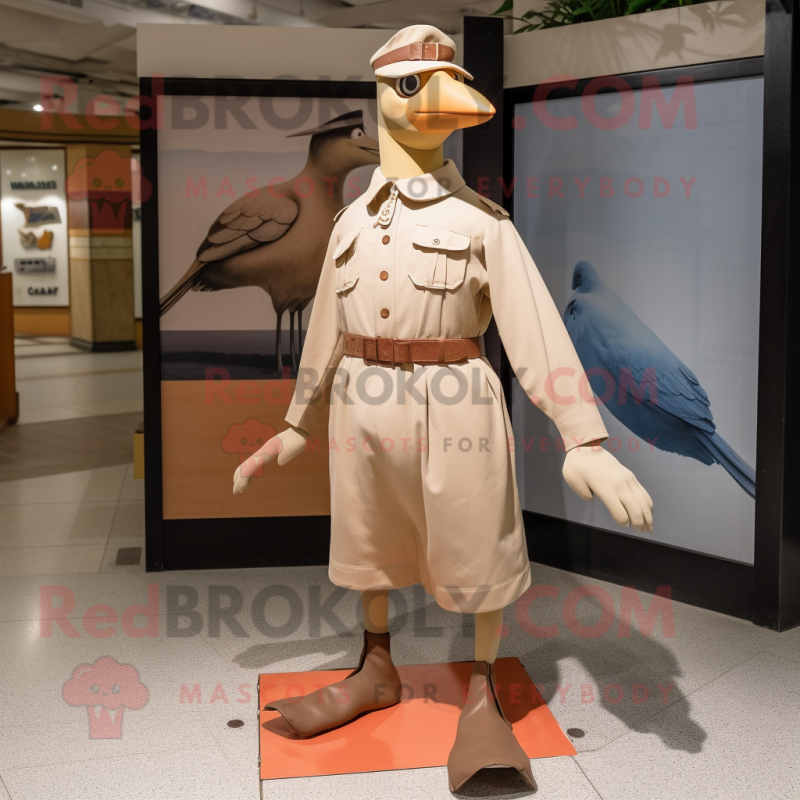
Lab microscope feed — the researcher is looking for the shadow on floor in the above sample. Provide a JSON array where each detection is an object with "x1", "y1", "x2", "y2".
[{"x1": 0, "y1": 411, "x2": 142, "y2": 482}]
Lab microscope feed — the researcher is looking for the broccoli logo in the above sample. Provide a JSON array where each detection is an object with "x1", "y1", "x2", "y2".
[
  {"x1": 63, "y1": 656, "x2": 148, "y2": 739},
  {"x1": 221, "y1": 419, "x2": 276, "y2": 476}
]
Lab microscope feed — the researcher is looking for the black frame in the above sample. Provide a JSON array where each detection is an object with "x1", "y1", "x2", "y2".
[
  {"x1": 505, "y1": 52, "x2": 800, "y2": 630},
  {"x1": 753, "y1": 0, "x2": 800, "y2": 631},
  {"x1": 140, "y1": 78, "x2": 376, "y2": 572},
  {"x1": 463, "y1": 16, "x2": 509, "y2": 387}
]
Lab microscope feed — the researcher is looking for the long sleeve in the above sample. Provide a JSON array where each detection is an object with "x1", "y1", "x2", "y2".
[
  {"x1": 284, "y1": 228, "x2": 344, "y2": 434},
  {"x1": 483, "y1": 214, "x2": 608, "y2": 452}
]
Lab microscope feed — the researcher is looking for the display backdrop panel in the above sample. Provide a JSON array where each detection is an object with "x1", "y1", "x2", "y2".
[
  {"x1": 512, "y1": 75, "x2": 762, "y2": 564},
  {"x1": 152, "y1": 88, "x2": 380, "y2": 520},
  {"x1": 0, "y1": 149, "x2": 69, "y2": 307},
  {"x1": 157, "y1": 94, "x2": 379, "y2": 376}
]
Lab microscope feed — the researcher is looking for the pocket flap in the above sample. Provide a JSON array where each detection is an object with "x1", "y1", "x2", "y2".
[
  {"x1": 333, "y1": 228, "x2": 361, "y2": 260},
  {"x1": 411, "y1": 225, "x2": 470, "y2": 252}
]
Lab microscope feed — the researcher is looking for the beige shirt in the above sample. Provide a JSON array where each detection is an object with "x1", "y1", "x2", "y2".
[{"x1": 286, "y1": 159, "x2": 608, "y2": 451}]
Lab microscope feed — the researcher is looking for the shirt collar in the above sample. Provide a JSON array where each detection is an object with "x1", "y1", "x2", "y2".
[{"x1": 365, "y1": 159, "x2": 466, "y2": 205}]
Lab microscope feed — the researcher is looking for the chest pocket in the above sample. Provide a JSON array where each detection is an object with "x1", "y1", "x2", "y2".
[
  {"x1": 409, "y1": 225, "x2": 471, "y2": 291},
  {"x1": 333, "y1": 228, "x2": 361, "y2": 293}
]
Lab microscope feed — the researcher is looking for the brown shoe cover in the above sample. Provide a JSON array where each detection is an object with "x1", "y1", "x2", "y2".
[
  {"x1": 264, "y1": 629, "x2": 401, "y2": 738},
  {"x1": 447, "y1": 661, "x2": 537, "y2": 792}
]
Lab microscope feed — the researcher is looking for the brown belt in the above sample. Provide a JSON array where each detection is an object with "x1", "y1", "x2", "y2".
[{"x1": 342, "y1": 333, "x2": 482, "y2": 365}]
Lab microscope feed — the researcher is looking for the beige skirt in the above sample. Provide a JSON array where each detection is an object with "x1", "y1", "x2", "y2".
[{"x1": 326, "y1": 355, "x2": 531, "y2": 614}]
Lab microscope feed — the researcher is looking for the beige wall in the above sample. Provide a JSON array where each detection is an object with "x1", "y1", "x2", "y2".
[
  {"x1": 139, "y1": 5, "x2": 761, "y2": 89},
  {"x1": 504, "y1": 0, "x2": 765, "y2": 88},
  {"x1": 138, "y1": 24, "x2": 464, "y2": 81}
]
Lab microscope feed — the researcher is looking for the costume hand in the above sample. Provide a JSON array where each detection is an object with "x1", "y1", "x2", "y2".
[
  {"x1": 562, "y1": 445, "x2": 653, "y2": 533},
  {"x1": 232, "y1": 426, "x2": 309, "y2": 495}
]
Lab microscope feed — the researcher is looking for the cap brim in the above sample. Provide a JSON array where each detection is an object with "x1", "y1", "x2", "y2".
[{"x1": 373, "y1": 61, "x2": 473, "y2": 81}]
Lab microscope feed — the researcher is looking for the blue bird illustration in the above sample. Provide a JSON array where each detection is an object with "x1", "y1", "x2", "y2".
[{"x1": 563, "y1": 261, "x2": 755, "y2": 498}]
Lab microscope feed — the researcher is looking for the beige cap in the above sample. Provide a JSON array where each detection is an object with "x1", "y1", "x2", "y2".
[{"x1": 370, "y1": 24, "x2": 473, "y2": 81}]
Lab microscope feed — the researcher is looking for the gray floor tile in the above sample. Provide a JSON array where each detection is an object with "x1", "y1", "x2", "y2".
[
  {"x1": 70, "y1": 398, "x2": 144, "y2": 417},
  {"x1": 194, "y1": 701, "x2": 260, "y2": 773},
  {"x1": 0, "y1": 465, "x2": 127, "y2": 505},
  {"x1": 0, "y1": 544, "x2": 106, "y2": 577},
  {"x1": 118, "y1": 464, "x2": 145, "y2": 502},
  {"x1": 0, "y1": 614, "x2": 239, "y2": 729},
  {"x1": 16, "y1": 375, "x2": 80, "y2": 411},
  {"x1": 14, "y1": 350, "x2": 142, "y2": 381},
  {"x1": 2, "y1": 746, "x2": 255, "y2": 800},
  {"x1": 0, "y1": 713, "x2": 215, "y2": 771},
  {"x1": 0, "y1": 571, "x2": 150, "y2": 623},
  {"x1": 109, "y1": 500, "x2": 145, "y2": 542},
  {"x1": 0, "y1": 501, "x2": 116, "y2": 548},
  {"x1": 66, "y1": 370, "x2": 143, "y2": 407},
  {"x1": 148, "y1": 568, "x2": 248, "y2": 619},
  {"x1": 764, "y1": 624, "x2": 800, "y2": 663},
  {"x1": 261, "y1": 756, "x2": 600, "y2": 799},
  {"x1": 14, "y1": 407, "x2": 92, "y2": 425},
  {"x1": 575, "y1": 651, "x2": 800, "y2": 800}
]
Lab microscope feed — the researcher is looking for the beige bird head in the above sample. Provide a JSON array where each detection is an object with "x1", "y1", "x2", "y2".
[
  {"x1": 288, "y1": 110, "x2": 380, "y2": 178},
  {"x1": 371, "y1": 25, "x2": 495, "y2": 175}
]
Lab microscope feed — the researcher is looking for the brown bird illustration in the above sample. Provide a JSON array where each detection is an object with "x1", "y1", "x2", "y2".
[{"x1": 159, "y1": 110, "x2": 379, "y2": 372}]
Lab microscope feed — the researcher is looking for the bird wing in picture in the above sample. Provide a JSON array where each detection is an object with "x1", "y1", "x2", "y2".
[
  {"x1": 563, "y1": 261, "x2": 755, "y2": 498},
  {"x1": 159, "y1": 191, "x2": 299, "y2": 315}
]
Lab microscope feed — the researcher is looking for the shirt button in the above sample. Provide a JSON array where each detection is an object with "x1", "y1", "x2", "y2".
[
  {"x1": 382, "y1": 235, "x2": 390, "y2": 245},
  {"x1": 380, "y1": 308, "x2": 390, "y2": 319},
  {"x1": 380, "y1": 271, "x2": 388, "y2": 281}
]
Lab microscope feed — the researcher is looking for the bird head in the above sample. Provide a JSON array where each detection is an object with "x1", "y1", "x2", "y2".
[
  {"x1": 288, "y1": 110, "x2": 379, "y2": 177},
  {"x1": 571, "y1": 261, "x2": 604, "y2": 294},
  {"x1": 376, "y1": 68, "x2": 495, "y2": 152},
  {"x1": 370, "y1": 26, "x2": 494, "y2": 173}
]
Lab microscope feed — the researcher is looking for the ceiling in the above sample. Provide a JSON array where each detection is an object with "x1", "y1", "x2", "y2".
[{"x1": 0, "y1": 0, "x2": 502, "y2": 114}]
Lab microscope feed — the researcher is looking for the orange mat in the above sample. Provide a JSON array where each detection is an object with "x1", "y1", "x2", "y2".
[{"x1": 258, "y1": 657, "x2": 576, "y2": 780}]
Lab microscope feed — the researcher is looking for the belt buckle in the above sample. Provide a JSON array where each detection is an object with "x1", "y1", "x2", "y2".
[{"x1": 374, "y1": 337, "x2": 395, "y2": 367}]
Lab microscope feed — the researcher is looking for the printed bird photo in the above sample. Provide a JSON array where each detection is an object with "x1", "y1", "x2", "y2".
[
  {"x1": 159, "y1": 109, "x2": 379, "y2": 375},
  {"x1": 563, "y1": 260, "x2": 756, "y2": 497}
]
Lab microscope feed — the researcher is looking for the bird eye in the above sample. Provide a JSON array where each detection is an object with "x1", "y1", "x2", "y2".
[
  {"x1": 112, "y1": 684, "x2": 121, "y2": 694},
  {"x1": 90, "y1": 684, "x2": 99, "y2": 694},
  {"x1": 241, "y1": 438, "x2": 247, "y2": 445},
  {"x1": 349, "y1": 128, "x2": 364, "y2": 139},
  {"x1": 396, "y1": 74, "x2": 422, "y2": 98}
]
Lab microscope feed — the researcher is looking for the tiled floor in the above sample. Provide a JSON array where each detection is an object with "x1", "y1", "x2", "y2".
[
  {"x1": 2, "y1": 341, "x2": 144, "y2": 578},
  {"x1": 0, "y1": 563, "x2": 797, "y2": 799},
  {"x1": 1, "y1": 342, "x2": 798, "y2": 799},
  {"x1": 14, "y1": 337, "x2": 143, "y2": 425}
]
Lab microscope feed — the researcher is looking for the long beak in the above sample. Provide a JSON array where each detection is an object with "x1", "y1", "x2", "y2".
[
  {"x1": 405, "y1": 70, "x2": 495, "y2": 134},
  {"x1": 349, "y1": 133, "x2": 380, "y2": 157}
]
